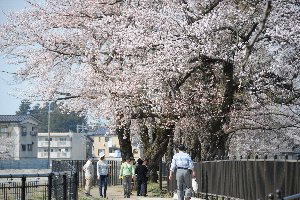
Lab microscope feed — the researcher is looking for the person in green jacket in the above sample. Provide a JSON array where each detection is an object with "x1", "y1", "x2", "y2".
[{"x1": 120, "y1": 155, "x2": 135, "y2": 198}]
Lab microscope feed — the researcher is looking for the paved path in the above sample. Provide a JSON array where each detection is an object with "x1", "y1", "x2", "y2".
[{"x1": 79, "y1": 185, "x2": 174, "y2": 200}]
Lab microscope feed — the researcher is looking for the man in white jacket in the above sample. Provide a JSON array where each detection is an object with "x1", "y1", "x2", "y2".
[{"x1": 83, "y1": 157, "x2": 94, "y2": 196}]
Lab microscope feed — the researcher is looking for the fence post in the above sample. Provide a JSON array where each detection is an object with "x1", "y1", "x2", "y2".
[
  {"x1": 21, "y1": 176, "x2": 26, "y2": 200},
  {"x1": 48, "y1": 173, "x2": 52, "y2": 200},
  {"x1": 63, "y1": 173, "x2": 67, "y2": 200},
  {"x1": 73, "y1": 172, "x2": 78, "y2": 200},
  {"x1": 159, "y1": 159, "x2": 163, "y2": 191}
]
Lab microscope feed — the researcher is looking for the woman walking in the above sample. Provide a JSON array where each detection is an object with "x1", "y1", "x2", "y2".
[
  {"x1": 97, "y1": 153, "x2": 110, "y2": 198},
  {"x1": 120, "y1": 155, "x2": 135, "y2": 198}
]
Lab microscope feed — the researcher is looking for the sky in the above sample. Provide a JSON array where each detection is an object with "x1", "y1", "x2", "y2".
[{"x1": 0, "y1": 0, "x2": 31, "y2": 115}]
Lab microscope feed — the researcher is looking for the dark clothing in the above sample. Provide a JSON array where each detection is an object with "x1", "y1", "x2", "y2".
[
  {"x1": 135, "y1": 164, "x2": 148, "y2": 196},
  {"x1": 98, "y1": 175, "x2": 108, "y2": 197},
  {"x1": 135, "y1": 164, "x2": 148, "y2": 181}
]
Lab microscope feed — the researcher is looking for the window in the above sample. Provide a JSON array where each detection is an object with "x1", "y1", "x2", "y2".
[
  {"x1": 21, "y1": 144, "x2": 26, "y2": 151},
  {"x1": 30, "y1": 127, "x2": 37, "y2": 136},
  {"x1": 0, "y1": 126, "x2": 8, "y2": 134},
  {"x1": 98, "y1": 149, "x2": 105, "y2": 156},
  {"x1": 27, "y1": 144, "x2": 33, "y2": 151},
  {"x1": 105, "y1": 137, "x2": 110, "y2": 142},
  {"x1": 59, "y1": 138, "x2": 66, "y2": 141},
  {"x1": 51, "y1": 149, "x2": 54, "y2": 152},
  {"x1": 21, "y1": 126, "x2": 27, "y2": 136},
  {"x1": 109, "y1": 148, "x2": 120, "y2": 153}
]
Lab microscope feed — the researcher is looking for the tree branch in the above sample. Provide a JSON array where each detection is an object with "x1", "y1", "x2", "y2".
[{"x1": 241, "y1": 0, "x2": 272, "y2": 70}]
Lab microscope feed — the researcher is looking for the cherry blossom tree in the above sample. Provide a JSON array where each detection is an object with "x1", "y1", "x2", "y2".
[
  {"x1": 0, "y1": 0, "x2": 299, "y2": 164},
  {"x1": 0, "y1": 135, "x2": 14, "y2": 159}
]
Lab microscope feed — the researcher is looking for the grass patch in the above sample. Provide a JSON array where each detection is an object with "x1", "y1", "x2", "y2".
[{"x1": 147, "y1": 181, "x2": 172, "y2": 198}]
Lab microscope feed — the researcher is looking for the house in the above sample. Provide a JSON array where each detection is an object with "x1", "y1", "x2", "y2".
[
  {"x1": 91, "y1": 127, "x2": 143, "y2": 160},
  {"x1": 37, "y1": 131, "x2": 87, "y2": 160},
  {"x1": 0, "y1": 115, "x2": 39, "y2": 160}
]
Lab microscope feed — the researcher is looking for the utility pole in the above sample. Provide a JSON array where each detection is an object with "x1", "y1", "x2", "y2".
[
  {"x1": 47, "y1": 101, "x2": 52, "y2": 168},
  {"x1": 77, "y1": 124, "x2": 88, "y2": 160},
  {"x1": 46, "y1": 93, "x2": 74, "y2": 167}
]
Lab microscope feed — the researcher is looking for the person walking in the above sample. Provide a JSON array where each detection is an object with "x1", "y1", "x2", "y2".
[
  {"x1": 135, "y1": 158, "x2": 148, "y2": 196},
  {"x1": 82, "y1": 157, "x2": 94, "y2": 196},
  {"x1": 97, "y1": 153, "x2": 110, "y2": 198},
  {"x1": 143, "y1": 158, "x2": 149, "y2": 196},
  {"x1": 169, "y1": 144, "x2": 195, "y2": 200},
  {"x1": 120, "y1": 155, "x2": 135, "y2": 198}
]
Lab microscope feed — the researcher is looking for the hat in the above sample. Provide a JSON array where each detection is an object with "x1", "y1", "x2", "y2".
[
  {"x1": 99, "y1": 152, "x2": 105, "y2": 158},
  {"x1": 137, "y1": 158, "x2": 143, "y2": 164}
]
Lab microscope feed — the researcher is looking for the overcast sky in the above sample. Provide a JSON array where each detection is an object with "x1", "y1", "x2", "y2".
[{"x1": 0, "y1": 0, "x2": 31, "y2": 115}]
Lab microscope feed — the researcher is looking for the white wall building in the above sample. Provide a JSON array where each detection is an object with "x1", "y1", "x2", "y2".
[
  {"x1": 0, "y1": 115, "x2": 39, "y2": 160},
  {"x1": 37, "y1": 132, "x2": 86, "y2": 160}
]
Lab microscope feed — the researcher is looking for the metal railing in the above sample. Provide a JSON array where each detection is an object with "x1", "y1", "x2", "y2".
[
  {"x1": 167, "y1": 155, "x2": 300, "y2": 200},
  {"x1": 0, "y1": 171, "x2": 78, "y2": 200}
]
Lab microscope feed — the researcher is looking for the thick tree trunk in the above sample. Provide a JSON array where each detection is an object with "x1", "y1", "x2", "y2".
[
  {"x1": 201, "y1": 61, "x2": 235, "y2": 159},
  {"x1": 201, "y1": 121, "x2": 229, "y2": 159},
  {"x1": 116, "y1": 120, "x2": 133, "y2": 161},
  {"x1": 190, "y1": 134, "x2": 201, "y2": 161},
  {"x1": 141, "y1": 122, "x2": 174, "y2": 182}
]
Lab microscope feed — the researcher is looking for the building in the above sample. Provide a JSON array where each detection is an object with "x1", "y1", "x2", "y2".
[
  {"x1": 91, "y1": 127, "x2": 143, "y2": 160},
  {"x1": 0, "y1": 115, "x2": 39, "y2": 160},
  {"x1": 37, "y1": 132, "x2": 87, "y2": 160}
]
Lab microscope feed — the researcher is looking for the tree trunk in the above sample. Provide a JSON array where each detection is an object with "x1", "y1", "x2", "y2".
[
  {"x1": 141, "y1": 122, "x2": 174, "y2": 182},
  {"x1": 116, "y1": 120, "x2": 133, "y2": 161},
  {"x1": 201, "y1": 61, "x2": 235, "y2": 159},
  {"x1": 190, "y1": 134, "x2": 201, "y2": 161},
  {"x1": 201, "y1": 121, "x2": 229, "y2": 159}
]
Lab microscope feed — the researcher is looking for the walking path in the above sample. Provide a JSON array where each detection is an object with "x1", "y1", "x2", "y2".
[
  {"x1": 79, "y1": 185, "x2": 203, "y2": 200},
  {"x1": 79, "y1": 185, "x2": 174, "y2": 200}
]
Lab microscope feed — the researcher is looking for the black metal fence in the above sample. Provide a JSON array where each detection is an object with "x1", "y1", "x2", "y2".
[
  {"x1": 0, "y1": 171, "x2": 78, "y2": 200},
  {"x1": 167, "y1": 157, "x2": 300, "y2": 200},
  {"x1": 52, "y1": 159, "x2": 122, "y2": 188}
]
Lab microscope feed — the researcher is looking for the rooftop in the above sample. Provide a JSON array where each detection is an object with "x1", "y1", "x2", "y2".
[{"x1": 0, "y1": 115, "x2": 39, "y2": 123}]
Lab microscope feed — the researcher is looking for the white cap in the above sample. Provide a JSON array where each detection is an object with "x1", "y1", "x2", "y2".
[{"x1": 99, "y1": 152, "x2": 105, "y2": 158}]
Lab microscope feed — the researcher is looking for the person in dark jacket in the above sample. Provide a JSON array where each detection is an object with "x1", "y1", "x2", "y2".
[{"x1": 135, "y1": 158, "x2": 148, "y2": 196}]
